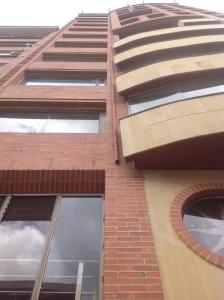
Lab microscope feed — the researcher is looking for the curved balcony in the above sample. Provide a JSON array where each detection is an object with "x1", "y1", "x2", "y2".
[
  {"x1": 116, "y1": 52, "x2": 224, "y2": 94},
  {"x1": 114, "y1": 35, "x2": 224, "y2": 72},
  {"x1": 113, "y1": 24, "x2": 224, "y2": 53},
  {"x1": 120, "y1": 94, "x2": 224, "y2": 169}
]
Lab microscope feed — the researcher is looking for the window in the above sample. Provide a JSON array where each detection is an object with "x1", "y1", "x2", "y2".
[
  {"x1": 183, "y1": 196, "x2": 224, "y2": 257},
  {"x1": 0, "y1": 195, "x2": 103, "y2": 300},
  {"x1": 0, "y1": 50, "x2": 21, "y2": 57},
  {"x1": 128, "y1": 75, "x2": 224, "y2": 114},
  {"x1": 0, "y1": 113, "x2": 102, "y2": 133},
  {"x1": 24, "y1": 78, "x2": 106, "y2": 87}
]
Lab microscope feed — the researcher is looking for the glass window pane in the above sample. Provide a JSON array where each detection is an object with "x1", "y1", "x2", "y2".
[
  {"x1": 0, "y1": 196, "x2": 55, "y2": 298},
  {"x1": 183, "y1": 197, "x2": 224, "y2": 256},
  {"x1": 98, "y1": 79, "x2": 106, "y2": 86},
  {"x1": 40, "y1": 197, "x2": 103, "y2": 300},
  {"x1": 44, "y1": 113, "x2": 99, "y2": 133},
  {"x1": 0, "y1": 113, "x2": 100, "y2": 134},
  {"x1": 0, "y1": 293, "x2": 31, "y2": 300},
  {"x1": 0, "y1": 197, "x2": 4, "y2": 209},
  {"x1": 128, "y1": 87, "x2": 180, "y2": 114},
  {"x1": 0, "y1": 113, "x2": 49, "y2": 133},
  {"x1": 24, "y1": 78, "x2": 104, "y2": 87},
  {"x1": 182, "y1": 85, "x2": 224, "y2": 99},
  {"x1": 128, "y1": 77, "x2": 224, "y2": 114}
]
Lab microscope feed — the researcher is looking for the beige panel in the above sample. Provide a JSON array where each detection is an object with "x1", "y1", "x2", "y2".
[
  {"x1": 178, "y1": 18, "x2": 220, "y2": 27},
  {"x1": 116, "y1": 52, "x2": 224, "y2": 93},
  {"x1": 114, "y1": 34, "x2": 224, "y2": 64},
  {"x1": 120, "y1": 94, "x2": 224, "y2": 157},
  {"x1": 144, "y1": 171, "x2": 224, "y2": 300},
  {"x1": 113, "y1": 24, "x2": 224, "y2": 49}
]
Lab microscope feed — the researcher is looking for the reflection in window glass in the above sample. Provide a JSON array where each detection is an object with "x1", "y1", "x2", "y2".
[
  {"x1": 0, "y1": 51, "x2": 18, "y2": 57},
  {"x1": 183, "y1": 197, "x2": 224, "y2": 257},
  {"x1": 24, "y1": 78, "x2": 106, "y2": 87},
  {"x1": 128, "y1": 87, "x2": 181, "y2": 114},
  {"x1": 0, "y1": 196, "x2": 54, "y2": 300},
  {"x1": 40, "y1": 197, "x2": 103, "y2": 300},
  {"x1": 128, "y1": 77, "x2": 224, "y2": 114},
  {"x1": 0, "y1": 113, "x2": 100, "y2": 133}
]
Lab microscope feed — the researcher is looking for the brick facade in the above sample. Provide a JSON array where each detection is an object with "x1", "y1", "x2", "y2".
[{"x1": 1, "y1": 2, "x2": 224, "y2": 299}]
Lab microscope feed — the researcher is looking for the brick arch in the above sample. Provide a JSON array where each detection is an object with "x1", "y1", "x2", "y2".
[{"x1": 170, "y1": 182, "x2": 224, "y2": 268}]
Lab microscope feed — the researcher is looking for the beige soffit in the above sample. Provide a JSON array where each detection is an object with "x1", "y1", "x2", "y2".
[
  {"x1": 113, "y1": 24, "x2": 224, "y2": 49},
  {"x1": 114, "y1": 34, "x2": 224, "y2": 65},
  {"x1": 120, "y1": 94, "x2": 224, "y2": 157},
  {"x1": 116, "y1": 52, "x2": 224, "y2": 93}
]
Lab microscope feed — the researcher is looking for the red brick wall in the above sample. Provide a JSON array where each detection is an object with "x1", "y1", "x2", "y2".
[{"x1": 0, "y1": 13, "x2": 165, "y2": 300}]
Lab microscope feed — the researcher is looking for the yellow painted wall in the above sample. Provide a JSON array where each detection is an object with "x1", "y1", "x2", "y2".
[{"x1": 144, "y1": 171, "x2": 224, "y2": 300}]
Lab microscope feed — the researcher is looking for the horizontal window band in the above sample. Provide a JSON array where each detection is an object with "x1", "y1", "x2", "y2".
[
  {"x1": 62, "y1": 33, "x2": 107, "y2": 39},
  {"x1": 25, "y1": 69, "x2": 107, "y2": 79},
  {"x1": 128, "y1": 71, "x2": 224, "y2": 114},
  {"x1": 55, "y1": 41, "x2": 107, "y2": 48},
  {"x1": 0, "y1": 112, "x2": 103, "y2": 134},
  {"x1": 43, "y1": 52, "x2": 107, "y2": 62},
  {"x1": 68, "y1": 27, "x2": 107, "y2": 32}
]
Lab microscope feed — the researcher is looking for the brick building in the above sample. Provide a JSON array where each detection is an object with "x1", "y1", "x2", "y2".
[{"x1": 0, "y1": 2, "x2": 224, "y2": 300}]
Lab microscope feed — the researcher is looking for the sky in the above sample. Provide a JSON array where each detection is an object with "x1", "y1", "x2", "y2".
[{"x1": 1, "y1": 0, "x2": 224, "y2": 28}]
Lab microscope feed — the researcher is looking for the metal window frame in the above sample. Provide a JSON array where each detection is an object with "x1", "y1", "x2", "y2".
[{"x1": 0, "y1": 193, "x2": 104, "y2": 300}]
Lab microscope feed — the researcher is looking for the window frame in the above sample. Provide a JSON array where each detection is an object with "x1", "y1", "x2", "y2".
[{"x1": 0, "y1": 193, "x2": 104, "y2": 300}]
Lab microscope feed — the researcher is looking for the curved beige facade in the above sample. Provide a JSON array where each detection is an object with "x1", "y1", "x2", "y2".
[
  {"x1": 116, "y1": 52, "x2": 224, "y2": 93},
  {"x1": 144, "y1": 171, "x2": 224, "y2": 300},
  {"x1": 114, "y1": 34, "x2": 224, "y2": 65},
  {"x1": 112, "y1": 3, "x2": 224, "y2": 300},
  {"x1": 113, "y1": 24, "x2": 224, "y2": 50},
  {"x1": 120, "y1": 94, "x2": 224, "y2": 157}
]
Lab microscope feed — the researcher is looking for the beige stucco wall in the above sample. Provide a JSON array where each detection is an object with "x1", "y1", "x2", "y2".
[
  {"x1": 144, "y1": 170, "x2": 224, "y2": 300},
  {"x1": 116, "y1": 52, "x2": 224, "y2": 93},
  {"x1": 120, "y1": 94, "x2": 224, "y2": 157}
]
